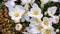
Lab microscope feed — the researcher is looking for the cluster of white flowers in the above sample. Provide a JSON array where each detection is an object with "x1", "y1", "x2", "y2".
[{"x1": 4, "y1": 0, "x2": 59, "y2": 34}]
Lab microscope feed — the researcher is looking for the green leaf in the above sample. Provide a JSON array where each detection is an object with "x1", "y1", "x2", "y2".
[{"x1": 0, "y1": 3, "x2": 3, "y2": 10}]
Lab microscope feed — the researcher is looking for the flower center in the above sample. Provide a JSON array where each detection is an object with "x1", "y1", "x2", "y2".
[
  {"x1": 35, "y1": 18, "x2": 40, "y2": 24},
  {"x1": 14, "y1": 12, "x2": 19, "y2": 17},
  {"x1": 33, "y1": 10, "x2": 38, "y2": 16},
  {"x1": 38, "y1": 26, "x2": 43, "y2": 31},
  {"x1": 44, "y1": 20, "x2": 48, "y2": 26},
  {"x1": 44, "y1": 29, "x2": 51, "y2": 34}
]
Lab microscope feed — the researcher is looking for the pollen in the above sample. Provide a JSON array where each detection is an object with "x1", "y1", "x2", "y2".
[
  {"x1": 33, "y1": 10, "x2": 38, "y2": 16},
  {"x1": 44, "y1": 20, "x2": 48, "y2": 26},
  {"x1": 38, "y1": 26, "x2": 43, "y2": 31},
  {"x1": 35, "y1": 18, "x2": 40, "y2": 24},
  {"x1": 44, "y1": 29, "x2": 51, "y2": 34},
  {"x1": 14, "y1": 12, "x2": 19, "y2": 17}
]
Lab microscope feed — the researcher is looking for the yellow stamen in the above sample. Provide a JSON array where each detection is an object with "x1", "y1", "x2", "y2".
[
  {"x1": 44, "y1": 20, "x2": 48, "y2": 26},
  {"x1": 38, "y1": 26, "x2": 43, "y2": 31},
  {"x1": 35, "y1": 18, "x2": 40, "y2": 24},
  {"x1": 14, "y1": 12, "x2": 19, "y2": 17},
  {"x1": 44, "y1": 29, "x2": 51, "y2": 34},
  {"x1": 33, "y1": 10, "x2": 38, "y2": 16}
]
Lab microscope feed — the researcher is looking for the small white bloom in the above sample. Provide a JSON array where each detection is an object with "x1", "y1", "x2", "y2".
[
  {"x1": 21, "y1": 0, "x2": 35, "y2": 5},
  {"x1": 42, "y1": 17, "x2": 52, "y2": 28},
  {"x1": 5, "y1": 0, "x2": 16, "y2": 8},
  {"x1": 28, "y1": 3, "x2": 43, "y2": 19},
  {"x1": 26, "y1": 25, "x2": 45, "y2": 34},
  {"x1": 41, "y1": 27, "x2": 56, "y2": 34},
  {"x1": 15, "y1": 24, "x2": 22, "y2": 31},
  {"x1": 52, "y1": 16, "x2": 59, "y2": 24},
  {"x1": 30, "y1": 17, "x2": 42, "y2": 26},
  {"x1": 9, "y1": 5, "x2": 24, "y2": 23},
  {"x1": 30, "y1": 25, "x2": 44, "y2": 34},
  {"x1": 47, "y1": 6, "x2": 57, "y2": 17}
]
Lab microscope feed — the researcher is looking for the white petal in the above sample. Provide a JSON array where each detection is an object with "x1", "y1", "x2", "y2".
[
  {"x1": 32, "y1": 3, "x2": 39, "y2": 8},
  {"x1": 52, "y1": 16, "x2": 59, "y2": 24},
  {"x1": 26, "y1": 27, "x2": 32, "y2": 32},
  {"x1": 11, "y1": 17, "x2": 20, "y2": 23},
  {"x1": 24, "y1": 4, "x2": 29, "y2": 10},
  {"x1": 21, "y1": 0, "x2": 35, "y2": 5},
  {"x1": 30, "y1": 27, "x2": 40, "y2": 33},
  {"x1": 43, "y1": 17, "x2": 48, "y2": 21},
  {"x1": 29, "y1": 23, "x2": 36, "y2": 27},
  {"x1": 21, "y1": 15, "x2": 25, "y2": 22},
  {"x1": 51, "y1": 31, "x2": 56, "y2": 34},
  {"x1": 48, "y1": 18, "x2": 53, "y2": 23},
  {"x1": 47, "y1": 6, "x2": 57, "y2": 17},
  {"x1": 51, "y1": 0, "x2": 59, "y2": 2},
  {"x1": 25, "y1": 15, "x2": 30, "y2": 22},
  {"x1": 38, "y1": 13, "x2": 43, "y2": 19},
  {"x1": 14, "y1": 20, "x2": 20, "y2": 23},
  {"x1": 5, "y1": 1, "x2": 15, "y2": 8}
]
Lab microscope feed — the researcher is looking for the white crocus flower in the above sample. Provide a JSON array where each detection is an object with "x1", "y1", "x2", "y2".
[
  {"x1": 28, "y1": 3, "x2": 43, "y2": 19},
  {"x1": 9, "y1": 5, "x2": 24, "y2": 23},
  {"x1": 47, "y1": 6, "x2": 57, "y2": 17},
  {"x1": 52, "y1": 16, "x2": 59, "y2": 24},
  {"x1": 21, "y1": 0, "x2": 35, "y2": 5},
  {"x1": 26, "y1": 25, "x2": 45, "y2": 34},
  {"x1": 15, "y1": 24, "x2": 22, "y2": 31},
  {"x1": 41, "y1": 27, "x2": 56, "y2": 34},
  {"x1": 29, "y1": 17, "x2": 42, "y2": 26},
  {"x1": 41, "y1": 17, "x2": 52, "y2": 28},
  {"x1": 21, "y1": 4, "x2": 30, "y2": 22}
]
